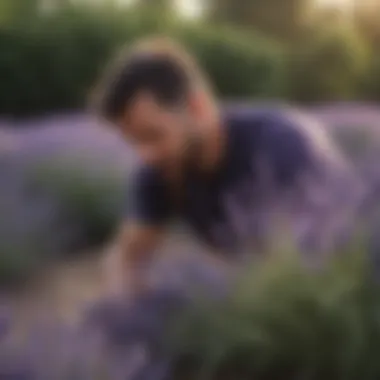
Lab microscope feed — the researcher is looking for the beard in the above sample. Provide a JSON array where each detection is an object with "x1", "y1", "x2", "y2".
[
  {"x1": 158, "y1": 127, "x2": 203, "y2": 186},
  {"x1": 181, "y1": 127, "x2": 204, "y2": 175}
]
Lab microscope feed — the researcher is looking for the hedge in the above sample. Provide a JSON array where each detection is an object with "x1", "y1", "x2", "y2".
[
  {"x1": 0, "y1": 7, "x2": 285, "y2": 118},
  {"x1": 288, "y1": 24, "x2": 370, "y2": 102}
]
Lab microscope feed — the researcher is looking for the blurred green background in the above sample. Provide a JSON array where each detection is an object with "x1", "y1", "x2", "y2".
[{"x1": 0, "y1": 0, "x2": 379, "y2": 117}]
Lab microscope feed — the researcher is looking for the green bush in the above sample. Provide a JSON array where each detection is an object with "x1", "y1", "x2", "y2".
[
  {"x1": 288, "y1": 25, "x2": 369, "y2": 102},
  {"x1": 0, "y1": 6, "x2": 285, "y2": 117},
  {"x1": 333, "y1": 126, "x2": 380, "y2": 164},
  {"x1": 30, "y1": 155, "x2": 126, "y2": 249},
  {"x1": 172, "y1": 241, "x2": 380, "y2": 380},
  {"x1": 179, "y1": 25, "x2": 286, "y2": 98},
  {"x1": 362, "y1": 52, "x2": 380, "y2": 101},
  {"x1": 0, "y1": 194, "x2": 56, "y2": 288},
  {"x1": 0, "y1": 229, "x2": 46, "y2": 287},
  {"x1": 1, "y1": 3, "x2": 379, "y2": 114},
  {"x1": 0, "y1": 6, "x2": 129, "y2": 116},
  {"x1": 0, "y1": 152, "x2": 125, "y2": 287}
]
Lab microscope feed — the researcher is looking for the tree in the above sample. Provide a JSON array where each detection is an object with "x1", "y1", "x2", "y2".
[
  {"x1": 353, "y1": 0, "x2": 380, "y2": 48},
  {"x1": 134, "y1": 0, "x2": 175, "y2": 14},
  {"x1": 0, "y1": 0, "x2": 40, "y2": 25},
  {"x1": 288, "y1": 24, "x2": 369, "y2": 102},
  {"x1": 206, "y1": 0, "x2": 313, "y2": 42},
  {"x1": 131, "y1": 0, "x2": 177, "y2": 32}
]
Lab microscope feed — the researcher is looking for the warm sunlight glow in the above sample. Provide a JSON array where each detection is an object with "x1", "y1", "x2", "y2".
[
  {"x1": 315, "y1": 0, "x2": 354, "y2": 8},
  {"x1": 113, "y1": 0, "x2": 203, "y2": 18},
  {"x1": 177, "y1": 0, "x2": 203, "y2": 18},
  {"x1": 103, "y1": 0, "x2": 355, "y2": 17}
]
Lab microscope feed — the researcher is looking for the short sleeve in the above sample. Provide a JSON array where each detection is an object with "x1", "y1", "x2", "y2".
[
  {"x1": 125, "y1": 166, "x2": 172, "y2": 225},
  {"x1": 258, "y1": 111, "x2": 317, "y2": 186}
]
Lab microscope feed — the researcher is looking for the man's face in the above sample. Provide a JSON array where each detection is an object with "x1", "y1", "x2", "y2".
[{"x1": 119, "y1": 91, "x2": 202, "y2": 170}]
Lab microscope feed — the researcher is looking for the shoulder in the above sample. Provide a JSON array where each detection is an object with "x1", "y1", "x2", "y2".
[
  {"x1": 223, "y1": 104, "x2": 302, "y2": 142},
  {"x1": 224, "y1": 104, "x2": 316, "y2": 137},
  {"x1": 225, "y1": 104, "x2": 334, "y2": 154},
  {"x1": 224, "y1": 105, "x2": 344, "y2": 184},
  {"x1": 223, "y1": 105, "x2": 315, "y2": 160}
]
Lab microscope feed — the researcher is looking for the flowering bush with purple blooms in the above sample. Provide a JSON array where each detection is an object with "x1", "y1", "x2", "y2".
[
  {"x1": 28, "y1": 156, "x2": 126, "y2": 250},
  {"x1": 0, "y1": 240, "x2": 379, "y2": 380},
  {"x1": 0, "y1": 108, "x2": 379, "y2": 379}
]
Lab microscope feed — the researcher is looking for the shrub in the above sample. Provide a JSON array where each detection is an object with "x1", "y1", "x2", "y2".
[
  {"x1": 0, "y1": 181, "x2": 60, "y2": 287},
  {"x1": 29, "y1": 154, "x2": 126, "y2": 250},
  {"x1": 0, "y1": 125, "x2": 128, "y2": 285},
  {"x1": 172, "y1": 242, "x2": 380, "y2": 380},
  {"x1": 0, "y1": 226, "x2": 45, "y2": 287},
  {"x1": 0, "y1": 6, "x2": 129, "y2": 117},
  {"x1": 333, "y1": 126, "x2": 380, "y2": 164},
  {"x1": 362, "y1": 51, "x2": 380, "y2": 101},
  {"x1": 0, "y1": 5, "x2": 285, "y2": 117},
  {"x1": 1, "y1": 238, "x2": 380, "y2": 380},
  {"x1": 288, "y1": 25, "x2": 369, "y2": 102},
  {"x1": 179, "y1": 24, "x2": 286, "y2": 99}
]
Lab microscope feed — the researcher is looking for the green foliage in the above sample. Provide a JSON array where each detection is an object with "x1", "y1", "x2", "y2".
[
  {"x1": 179, "y1": 25, "x2": 286, "y2": 98},
  {"x1": 0, "y1": 151, "x2": 126, "y2": 287},
  {"x1": 333, "y1": 126, "x2": 379, "y2": 164},
  {"x1": 173, "y1": 242, "x2": 380, "y2": 380},
  {"x1": 0, "y1": 5, "x2": 131, "y2": 116},
  {"x1": 0, "y1": 201, "x2": 53, "y2": 288},
  {"x1": 0, "y1": 5, "x2": 284, "y2": 117},
  {"x1": 362, "y1": 52, "x2": 380, "y2": 101},
  {"x1": 0, "y1": 0, "x2": 39, "y2": 26},
  {"x1": 133, "y1": 0, "x2": 175, "y2": 16},
  {"x1": 0, "y1": 1, "x2": 378, "y2": 114},
  {"x1": 207, "y1": 0, "x2": 313, "y2": 43},
  {"x1": 0, "y1": 229, "x2": 45, "y2": 287},
  {"x1": 288, "y1": 25, "x2": 370, "y2": 102},
  {"x1": 30, "y1": 156, "x2": 125, "y2": 248}
]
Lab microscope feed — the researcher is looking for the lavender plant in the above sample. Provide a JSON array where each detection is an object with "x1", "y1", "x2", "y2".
[
  {"x1": 0, "y1": 238, "x2": 379, "y2": 380},
  {"x1": 0, "y1": 111, "x2": 380, "y2": 380},
  {"x1": 172, "y1": 242, "x2": 380, "y2": 380},
  {"x1": 0, "y1": 161, "x2": 64, "y2": 286},
  {"x1": 27, "y1": 155, "x2": 126, "y2": 250}
]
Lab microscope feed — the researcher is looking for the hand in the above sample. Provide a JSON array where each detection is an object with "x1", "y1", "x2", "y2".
[
  {"x1": 102, "y1": 249, "x2": 152, "y2": 302},
  {"x1": 102, "y1": 245, "x2": 129, "y2": 299}
]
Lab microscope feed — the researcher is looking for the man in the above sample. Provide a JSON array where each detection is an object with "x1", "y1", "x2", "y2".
[{"x1": 93, "y1": 38, "x2": 364, "y2": 299}]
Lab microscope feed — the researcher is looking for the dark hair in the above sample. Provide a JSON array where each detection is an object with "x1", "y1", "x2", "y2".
[{"x1": 91, "y1": 38, "x2": 203, "y2": 123}]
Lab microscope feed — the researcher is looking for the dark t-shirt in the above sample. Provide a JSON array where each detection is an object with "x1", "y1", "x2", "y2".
[{"x1": 127, "y1": 106, "x2": 361, "y2": 254}]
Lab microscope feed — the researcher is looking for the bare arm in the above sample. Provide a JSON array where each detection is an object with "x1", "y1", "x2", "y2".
[{"x1": 104, "y1": 222, "x2": 164, "y2": 299}]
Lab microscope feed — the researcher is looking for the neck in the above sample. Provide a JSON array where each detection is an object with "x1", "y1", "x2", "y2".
[{"x1": 200, "y1": 108, "x2": 225, "y2": 174}]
